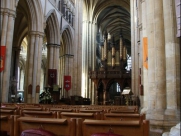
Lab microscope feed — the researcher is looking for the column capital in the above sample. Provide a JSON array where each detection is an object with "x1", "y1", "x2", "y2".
[
  {"x1": 46, "y1": 43, "x2": 61, "y2": 47},
  {"x1": 28, "y1": 31, "x2": 44, "y2": 37},
  {"x1": 1, "y1": 8, "x2": 16, "y2": 17}
]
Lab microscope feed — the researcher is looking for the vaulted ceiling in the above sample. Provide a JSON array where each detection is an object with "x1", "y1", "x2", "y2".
[
  {"x1": 97, "y1": 5, "x2": 131, "y2": 54},
  {"x1": 83, "y1": 0, "x2": 131, "y2": 55}
]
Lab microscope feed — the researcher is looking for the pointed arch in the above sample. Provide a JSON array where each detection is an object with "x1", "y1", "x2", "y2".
[
  {"x1": 45, "y1": 9, "x2": 60, "y2": 44},
  {"x1": 61, "y1": 25, "x2": 73, "y2": 54},
  {"x1": 26, "y1": 0, "x2": 44, "y2": 32}
]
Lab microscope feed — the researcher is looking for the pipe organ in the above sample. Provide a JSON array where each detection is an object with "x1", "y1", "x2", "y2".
[{"x1": 100, "y1": 32, "x2": 127, "y2": 70}]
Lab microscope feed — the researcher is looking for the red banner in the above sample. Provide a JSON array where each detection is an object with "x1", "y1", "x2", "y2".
[
  {"x1": 0, "y1": 46, "x2": 6, "y2": 72},
  {"x1": 48, "y1": 69, "x2": 57, "y2": 87},
  {"x1": 64, "y1": 76, "x2": 71, "y2": 91}
]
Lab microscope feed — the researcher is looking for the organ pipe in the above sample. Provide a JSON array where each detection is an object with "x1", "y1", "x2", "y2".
[
  {"x1": 101, "y1": 45, "x2": 104, "y2": 60},
  {"x1": 123, "y1": 46, "x2": 127, "y2": 61},
  {"x1": 120, "y1": 37, "x2": 123, "y2": 60}
]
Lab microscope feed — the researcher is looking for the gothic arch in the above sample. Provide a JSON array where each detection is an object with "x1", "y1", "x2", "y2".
[
  {"x1": 14, "y1": 0, "x2": 44, "y2": 48},
  {"x1": 106, "y1": 79, "x2": 121, "y2": 91},
  {"x1": 61, "y1": 25, "x2": 73, "y2": 54},
  {"x1": 25, "y1": 0, "x2": 44, "y2": 32},
  {"x1": 45, "y1": 9, "x2": 60, "y2": 44}
]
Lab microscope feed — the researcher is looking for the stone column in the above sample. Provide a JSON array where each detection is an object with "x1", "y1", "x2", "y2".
[
  {"x1": 1, "y1": 10, "x2": 16, "y2": 102},
  {"x1": 20, "y1": 69, "x2": 24, "y2": 91},
  {"x1": 146, "y1": 0, "x2": 166, "y2": 126},
  {"x1": 25, "y1": 33, "x2": 35, "y2": 103},
  {"x1": 56, "y1": 46, "x2": 60, "y2": 87},
  {"x1": 103, "y1": 89, "x2": 107, "y2": 105},
  {"x1": 1, "y1": 10, "x2": 9, "y2": 46},
  {"x1": 130, "y1": 0, "x2": 136, "y2": 94},
  {"x1": 35, "y1": 34, "x2": 44, "y2": 103},
  {"x1": 11, "y1": 47, "x2": 21, "y2": 101},
  {"x1": 163, "y1": 0, "x2": 180, "y2": 121},
  {"x1": 46, "y1": 44, "x2": 54, "y2": 87},
  {"x1": 25, "y1": 31, "x2": 43, "y2": 103},
  {"x1": 140, "y1": 0, "x2": 149, "y2": 113},
  {"x1": 48, "y1": 45, "x2": 54, "y2": 69},
  {"x1": 81, "y1": 21, "x2": 88, "y2": 97}
]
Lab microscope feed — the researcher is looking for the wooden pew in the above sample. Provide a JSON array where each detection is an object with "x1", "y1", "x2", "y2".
[
  {"x1": 79, "y1": 109, "x2": 104, "y2": 120},
  {"x1": 15, "y1": 117, "x2": 76, "y2": 136},
  {"x1": 110, "y1": 109, "x2": 138, "y2": 114},
  {"x1": 103, "y1": 113, "x2": 145, "y2": 121},
  {"x1": 21, "y1": 110, "x2": 57, "y2": 118},
  {"x1": 0, "y1": 115, "x2": 14, "y2": 136},
  {"x1": 21, "y1": 107, "x2": 43, "y2": 111},
  {"x1": 0, "y1": 109, "x2": 18, "y2": 117},
  {"x1": 49, "y1": 108, "x2": 74, "y2": 118},
  {"x1": 49, "y1": 108, "x2": 73, "y2": 112},
  {"x1": 81, "y1": 119, "x2": 149, "y2": 136},
  {"x1": 60, "y1": 112, "x2": 101, "y2": 120}
]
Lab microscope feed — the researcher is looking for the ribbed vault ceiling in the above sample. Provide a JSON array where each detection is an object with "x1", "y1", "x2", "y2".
[{"x1": 97, "y1": 5, "x2": 131, "y2": 54}]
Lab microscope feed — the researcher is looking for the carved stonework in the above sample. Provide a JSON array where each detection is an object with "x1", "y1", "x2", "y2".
[
  {"x1": 36, "y1": 85, "x2": 40, "y2": 93},
  {"x1": 28, "y1": 84, "x2": 32, "y2": 94}
]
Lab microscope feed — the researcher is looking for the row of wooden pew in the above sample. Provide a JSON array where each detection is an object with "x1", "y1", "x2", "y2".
[
  {"x1": 1, "y1": 103, "x2": 149, "y2": 136},
  {"x1": 1, "y1": 104, "x2": 139, "y2": 114}
]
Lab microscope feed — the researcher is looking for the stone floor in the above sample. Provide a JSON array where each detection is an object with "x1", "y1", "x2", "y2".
[{"x1": 149, "y1": 129, "x2": 163, "y2": 136}]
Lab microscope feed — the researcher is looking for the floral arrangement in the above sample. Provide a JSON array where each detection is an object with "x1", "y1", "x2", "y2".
[{"x1": 39, "y1": 89, "x2": 52, "y2": 104}]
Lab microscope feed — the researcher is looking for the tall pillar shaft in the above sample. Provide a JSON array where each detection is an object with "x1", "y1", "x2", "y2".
[
  {"x1": 163, "y1": 0, "x2": 180, "y2": 117},
  {"x1": 1, "y1": 12, "x2": 8, "y2": 46},
  {"x1": 82, "y1": 21, "x2": 97, "y2": 100},
  {"x1": 48, "y1": 45, "x2": 54, "y2": 69},
  {"x1": 131, "y1": 0, "x2": 139, "y2": 95},
  {"x1": 26, "y1": 34, "x2": 35, "y2": 103},
  {"x1": 25, "y1": 32, "x2": 43, "y2": 103},
  {"x1": 154, "y1": 0, "x2": 166, "y2": 110},
  {"x1": 146, "y1": 0, "x2": 167, "y2": 128},
  {"x1": 141, "y1": 0, "x2": 149, "y2": 112},
  {"x1": 35, "y1": 34, "x2": 43, "y2": 103},
  {"x1": 1, "y1": 12, "x2": 15, "y2": 102}
]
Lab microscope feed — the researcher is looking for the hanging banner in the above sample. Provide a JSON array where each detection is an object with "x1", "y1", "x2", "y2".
[
  {"x1": 0, "y1": 46, "x2": 6, "y2": 72},
  {"x1": 48, "y1": 69, "x2": 57, "y2": 87},
  {"x1": 143, "y1": 37, "x2": 148, "y2": 69},
  {"x1": 64, "y1": 75, "x2": 71, "y2": 91}
]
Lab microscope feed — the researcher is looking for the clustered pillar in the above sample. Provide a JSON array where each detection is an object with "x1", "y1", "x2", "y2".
[
  {"x1": 1, "y1": 9, "x2": 16, "y2": 102},
  {"x1": 25, "y1": 31, "x2": 44, "y2": 103},
  {"x1": 137, "y1": 0, "x2": 180, "y2": 130}
]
